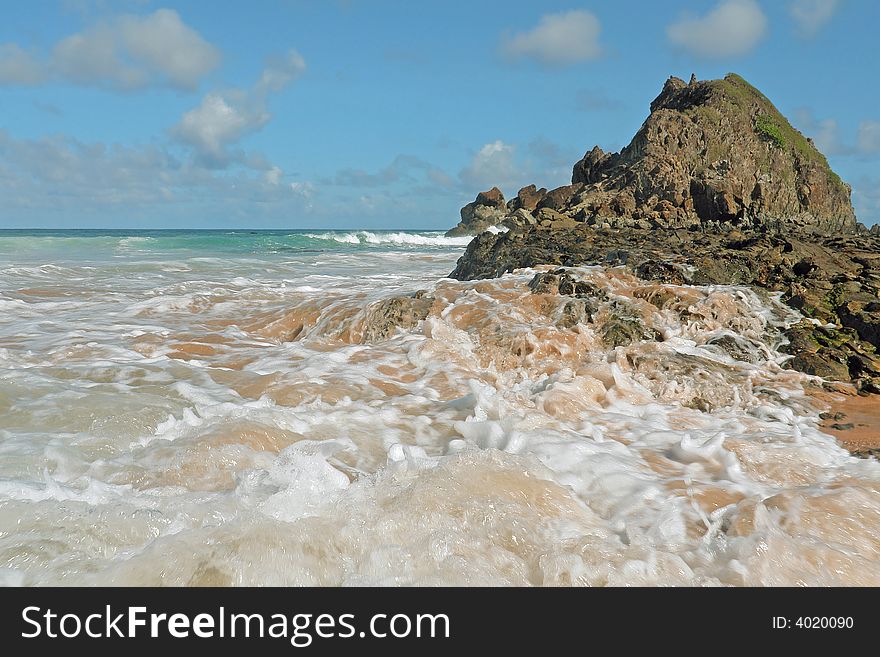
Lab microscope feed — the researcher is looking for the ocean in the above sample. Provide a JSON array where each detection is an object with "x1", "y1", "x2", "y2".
[{"x1": 0, "y1": 229, "x2": 878, "y2": 585}]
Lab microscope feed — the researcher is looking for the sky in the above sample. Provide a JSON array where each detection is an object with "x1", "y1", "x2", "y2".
[{"x1": 0, "y1": 0, "x2": 877, "y2": 229}]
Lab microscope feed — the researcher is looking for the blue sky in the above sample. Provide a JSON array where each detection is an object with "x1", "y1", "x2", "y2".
[{"x1": 0, "y1": 0, "x2": 877, "y2": 229}]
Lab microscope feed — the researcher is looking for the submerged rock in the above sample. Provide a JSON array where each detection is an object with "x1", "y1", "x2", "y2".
[
  {"x1": 600, "y1": 317, "x2": 659, "y2": 348},
  {"x1": 359, "y1": 292, "x2": 433, "y2": 342}
]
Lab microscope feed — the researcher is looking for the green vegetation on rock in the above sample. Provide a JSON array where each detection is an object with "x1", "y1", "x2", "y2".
[
  {"x1": 756, "y1": 114, "x2": 786, "y2": 148},
  {"x1": 716, "y1": 74, "x2": 845, "y2": 192}
]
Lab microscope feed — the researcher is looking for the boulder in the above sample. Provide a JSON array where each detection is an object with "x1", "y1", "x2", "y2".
[
  {"x1": 445, "y1": 187, "x2": 508, "y2": 237},
  {"x1": 507, "y1": 184, "x2": 547, "y2": 212}
]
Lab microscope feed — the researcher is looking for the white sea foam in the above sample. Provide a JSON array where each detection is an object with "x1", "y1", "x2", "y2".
[
  {"x1": 305, "y1": 230, "x2": 473, "y2": 247},
  {"x1": 0, "y1": 237, "x2": 878, "y2": 586}
]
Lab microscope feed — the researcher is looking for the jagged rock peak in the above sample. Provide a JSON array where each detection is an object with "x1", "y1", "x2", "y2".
[
  {"x1": 448, "y1": 73, "x2": 857, "y2": 237},
  {"x1": 566, "y1": 72, "x2": 857, "y2": 233}
]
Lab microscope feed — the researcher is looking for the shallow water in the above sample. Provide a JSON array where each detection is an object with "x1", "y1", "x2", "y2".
[{"x1": 0, "y1": 229, "x2": 878, "y2": 586}]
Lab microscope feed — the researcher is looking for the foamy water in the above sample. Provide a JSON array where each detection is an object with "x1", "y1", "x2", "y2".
[{"x1": 0, "y1": 229, "x2": 878, "y2": 586}]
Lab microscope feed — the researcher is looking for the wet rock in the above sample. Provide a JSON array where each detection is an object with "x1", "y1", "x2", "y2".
[
  {"x1": 706, "y1": 334, "x2": 768, "y2": 363},
  {"x1": 786, "y1": 352, "x2": 851, "y2": 380},
  {"x1": 838, "y1": 302, "x2": 880, "y2": 346},
  {"x1": 634, "y1": 260, "x2": 688, "y2": 285},
  {"x1": 528, "y1": 270, "x2": 607, "y2": 301},
  {"x1": 600, "y1": 315, "x2": 660, "y2": 348},
  {"x1": 852, "y1": 446, "x2": 880, "y2": 459},
  {"x1": 360, "y1": 293, "x2": 433, "y2": 342},
  {"x1": 528, "y1": 270, "x2": 564, "y2": 295},
  {"x1": 444, "y1": 72, "x2": 879, "y2": 392},
  {"x1": 557, "y1": 299, "x2": 594, "y2": 328}
]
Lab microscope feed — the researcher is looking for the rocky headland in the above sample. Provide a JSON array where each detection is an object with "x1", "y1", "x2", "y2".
[{"x1": 446, "y1": 73, "x2": 880, "y2": 398}]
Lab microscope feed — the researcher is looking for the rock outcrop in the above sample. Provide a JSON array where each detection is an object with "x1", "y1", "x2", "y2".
[
  {"x1": 449, "y1": 73, "x2": 858, "y2": 236},
  {"x1": 569, "y1": 73, "x2": 857, "y2": 232}
]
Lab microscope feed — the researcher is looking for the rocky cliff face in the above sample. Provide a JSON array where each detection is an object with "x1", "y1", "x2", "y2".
[{"x1": 449, "y1": 73, "x2": 858, "y2": 236}]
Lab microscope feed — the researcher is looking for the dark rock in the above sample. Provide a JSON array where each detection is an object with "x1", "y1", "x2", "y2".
[
  {"x1": 502, "y1": 208, "x2": 537, "y2": 229},
  {"x1": 528, "y1": 270, "x2": 607, "y2": 301},
  {"x1": 507, "y1": 185, "x2": 547, "y2": 212},
  {"x1": 528, "y1": 270, "x2": 564, "y2": 295},
  {"x1": 443, "y1": 72, "x2": 879, "y2": 392},
  {"x1": 475, "y1": 187, "x2": 506, "y2": 209},
  {"x1": 572, "y1": 146, "x2": 613, "y2": 186},
  {"x1": 536, "y1": 183, "x2": 585, "y2": 212},
  {"x1": 787, "y1": 352, "x2": 851, "y2": 381},
  {"x1": 852, "y1": 447, "x2": 880, "y2": 459},
  {"x1": 445, "y1": 187, "x2": 507, "y2": 237},
  {"x1": 837, "y1": 302, "x2": 880, "y2": 346}
]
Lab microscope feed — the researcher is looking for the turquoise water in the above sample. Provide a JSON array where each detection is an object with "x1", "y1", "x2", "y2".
[{"x1": 0, "y1": 229, "x2": 472, "y2": 263}]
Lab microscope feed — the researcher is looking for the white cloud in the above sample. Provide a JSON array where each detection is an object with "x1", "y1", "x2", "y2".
[
  {"x1": 0, "y1": 129, "x2": 312, "y2": 217},
  {"x1": 173, "y1": 92, "x2": 270, "y2": 166},
  {"x1": 789, "y1": 0, "x2": 842, "y2": 37},
  {"x1": 501, "y1": 10, "x2": 603, "y2": 66},
  {"x1": 265, "y1": 166, "x2": 283, "y2": 185},
  {"x1": 0, "y1": 44, "x2": 45, "y2": 85},
  {"x1": 0, "y1": 9, "x2": 220, "y2": 90},
  {"x1": 172, "y1": 50, "x2": 306, "y2": 168},
  {"x1": 290, "y1": 181, "x2": 315, "y2": 198},
  {"x1": 793, "y1": 111, "x2": 880, "y2": 157},
  {"x1": 857, "y1": 121, "x2": 880, "y2": 154},
  {"x1": 255, "y1": 50, "x2": 307, "y2": 95},
  {"x1": 459, "y1": 141, "x2": 519, "y2": 188},
  {"x1": 667, "y1": 0, "x2": 767, "y2": 58},
  {"x1": 455, "y1": 137, "x2": 578, "y2": 195}
]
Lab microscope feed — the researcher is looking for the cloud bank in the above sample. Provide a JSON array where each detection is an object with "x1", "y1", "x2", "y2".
[
  {"x1": 667, "y1": 0, "x2": 767, "y2": 58},
  {"x1": 501, "y1": 10, "x2": 603, "y2": 66},
  {"x1": 0, "y1": 9, "x2": 220, "y2": 90}
]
